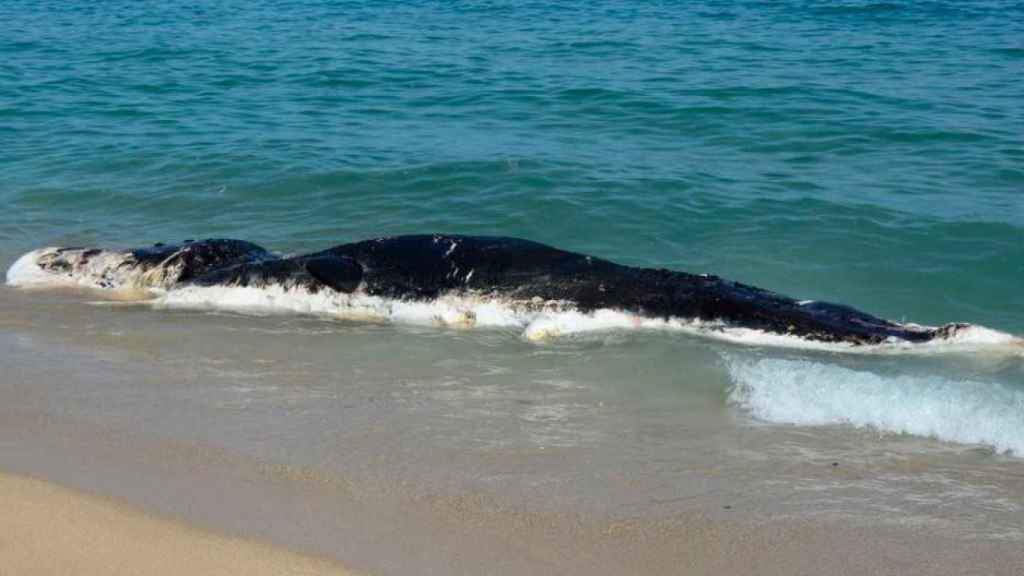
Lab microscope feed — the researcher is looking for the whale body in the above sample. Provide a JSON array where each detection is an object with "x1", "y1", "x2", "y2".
[{"x1": 7, "y1": 235, "x2": 972, "y2": 346}]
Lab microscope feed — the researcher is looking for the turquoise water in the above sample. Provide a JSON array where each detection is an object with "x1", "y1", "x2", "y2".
[
  {"x1": 2, "y1": 0, "x2": 1022, "y2": 332},
  {"x1": 3, "y1": 4, "x2": 1024, "y2": 560}
]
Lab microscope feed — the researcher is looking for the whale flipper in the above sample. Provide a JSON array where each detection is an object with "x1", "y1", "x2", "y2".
[{"x1": 305, "y1": 255, "x2": 363, "y2": 293}]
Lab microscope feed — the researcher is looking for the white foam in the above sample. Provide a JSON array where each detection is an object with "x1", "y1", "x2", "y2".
[
  {"x1": 157, "y1": 284, "x2": 545, "y2": 329},
  {"x1": 524, "y1": 309, "x2": 657, "y2": 340},
  {"x1": 696, "y1": 323, "x2": 1022, "y2": 356},
  {"x1": 156, "y1": 284, "x2": 749, "y2": 343},
  {"x1": 727, "y1": 357, "x2": 1024, "y2": 454}
]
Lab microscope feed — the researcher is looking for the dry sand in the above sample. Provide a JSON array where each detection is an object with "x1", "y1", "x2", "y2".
[{"x1": 0, "y1": 472, "x2": 354, "y2": 576}]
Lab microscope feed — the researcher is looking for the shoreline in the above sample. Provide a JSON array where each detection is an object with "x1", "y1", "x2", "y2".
[
  {"x1": 0, "y1": 471, "x2": 355, "y2": 576},
  {"x1": 1, "y1": 309, "x2": 1022, "y2": 575},
  {"x1": 5, "y1": 408, "x2": 1024, "y2": 576},
  {"x1": 6, "y1": 465, "x2": 1023, "y2": 576}
]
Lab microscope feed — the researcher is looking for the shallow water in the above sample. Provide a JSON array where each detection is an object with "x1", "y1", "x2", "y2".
[
  {"x1": 2, "y1": 1, "x2": 1023, "y2": 570},
  {"x1": 1, "y1": 284, "x2": 1022, "y2": 536},
  {"x1": 3, "y1": 0, "x2": 1022, "y2": 329}
]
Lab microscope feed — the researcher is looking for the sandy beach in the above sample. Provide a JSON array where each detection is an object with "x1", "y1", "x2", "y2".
[
  {"x1": 4, "y1": 0, "x2": 1024, "y2": 573},
  {"x1": 4, "y1": 467, "x2": 1022, "y2": 576},
  {"x1": 0, "y1": 472, "x2": 353, "y2": 576},
  {"x1": 1, "y1": 288, "x2": 1023, "y2": 576}
]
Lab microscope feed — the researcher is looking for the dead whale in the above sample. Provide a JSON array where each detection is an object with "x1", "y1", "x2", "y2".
[{"x1": 7, "y1": 234, "x2": 979, "y2": 347}]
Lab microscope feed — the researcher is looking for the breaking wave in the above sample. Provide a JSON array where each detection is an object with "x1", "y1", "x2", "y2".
[{"x1": 727, "y1": 357, "x2": 1024, "y2": 454}]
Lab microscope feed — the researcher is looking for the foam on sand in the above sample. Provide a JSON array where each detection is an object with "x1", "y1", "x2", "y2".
[{"x1": 727, "y1": 357, "x2": 1024, "y2": 454}]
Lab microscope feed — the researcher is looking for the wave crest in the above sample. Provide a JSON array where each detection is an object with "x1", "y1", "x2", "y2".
[{"x1": 727, "y1": 357, "x2": 1024, "y2": 454}]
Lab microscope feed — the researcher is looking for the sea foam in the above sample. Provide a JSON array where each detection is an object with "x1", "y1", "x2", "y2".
[
  {"x1": 727, "y1": 357, "x2": 1024, "y2": 454},
  {"x1": 154, "y1": 284, "x2": 1023, "y2": 355}
]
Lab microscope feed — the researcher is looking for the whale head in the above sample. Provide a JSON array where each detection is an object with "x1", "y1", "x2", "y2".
[{"x1": 6, "y1": 239, "x2": 270, "y2": 292}]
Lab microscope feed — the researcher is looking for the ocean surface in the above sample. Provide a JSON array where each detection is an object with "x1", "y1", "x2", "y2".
[{"x1": 1, "y1": 1, "x2": 1023, "y2": 571}]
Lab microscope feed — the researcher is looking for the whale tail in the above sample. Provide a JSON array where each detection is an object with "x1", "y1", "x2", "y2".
[
  {"x1": 791, "y1": 301, "x2": 980, "y2": 345},
  {"x1": 927, "y1": 322, "x2": 973, "y2": 340}
]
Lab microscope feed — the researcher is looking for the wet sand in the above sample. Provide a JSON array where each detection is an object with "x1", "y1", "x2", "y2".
[
  {"x1": 1, "y1": 286, "x2": 1022, "y2": 575},
  {"x1": 4, "y1": 376, "x2": 1022, "y2": 576},
  {"x1": 3, "y1": 460, "x2": 1021, "y2": 576},
  {"x1": 0, "y1": 472, "x2": 353, "y2": 576}
]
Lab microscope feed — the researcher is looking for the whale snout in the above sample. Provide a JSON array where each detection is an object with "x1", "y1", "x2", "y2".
[{"x1": 6, "y1": 239, "x2": 272, "y2": 292}]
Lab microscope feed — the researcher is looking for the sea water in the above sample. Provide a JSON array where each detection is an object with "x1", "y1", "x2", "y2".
[{"x1": 1, "y1": 1, "x2": 1023, "y2": 570}]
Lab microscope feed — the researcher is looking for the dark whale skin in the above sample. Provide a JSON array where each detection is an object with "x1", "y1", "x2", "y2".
[
  {"x1": 181, "y1": 234, "x2": 949, "y2": 345},
  {"x1": 130, "y1": 239, "x2": 271, "y2": 283}
]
